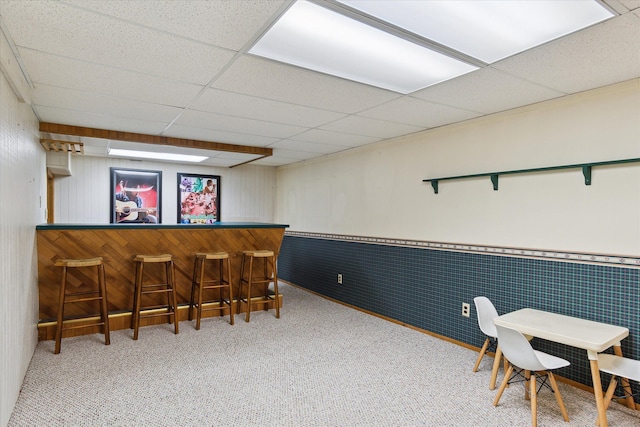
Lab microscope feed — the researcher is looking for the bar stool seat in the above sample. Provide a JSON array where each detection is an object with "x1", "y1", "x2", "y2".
[
  {"x1": 53, "y1": 257, "x2": 110, "y2": 354},
  {"x1": 132, "y1": 254, "x2": 179, "y2": 340},
  {"x1": 189, "y1": 252, "x2": 234, "y2": 329},
  {"x1": 237, "y1": 250, "x2": 280, "y2": 322}
]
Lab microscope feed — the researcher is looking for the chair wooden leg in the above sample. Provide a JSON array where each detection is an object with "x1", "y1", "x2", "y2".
[
  {"x1": 493, "y1": 365, "x2": 513, "y2": 406},
  {"x1": 525, "y1": 370, "x2": 532, "y2": 401},
  {"x1": 474, "y1": 338, "x2": 490, "y2": 372},
  {"x1": 490, "y1": 345, "x2": 503, "y2": 390},
  {"x1": 530, "y1": 374, "x2": 538, "y2": 427},
  {"x1": 547, "y1": 372, "x2": 569, "y2": 422}
]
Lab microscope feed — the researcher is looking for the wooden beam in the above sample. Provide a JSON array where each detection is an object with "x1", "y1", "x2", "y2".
[{"x1": 39, "y1": 122, "x2": 272, "y2": 157}]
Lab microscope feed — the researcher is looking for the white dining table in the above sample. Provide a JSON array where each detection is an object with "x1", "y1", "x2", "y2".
[{"x1": 493, "y1": 308, "x2": 632, "y2": 427}]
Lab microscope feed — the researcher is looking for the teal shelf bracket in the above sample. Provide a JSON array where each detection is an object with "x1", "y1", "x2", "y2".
[
  {"x1": 423, "y1": 157, "x2": 640, "y2": 194},
  {"x1": 490, "y1": 174, "x2": 499, "y2": 191},
  {"x1": 582, "y1": 165, "x2": 592, "y2": 185}
]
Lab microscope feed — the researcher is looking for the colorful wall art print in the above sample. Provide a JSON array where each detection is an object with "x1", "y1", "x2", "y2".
[
  {"x1": 110, "y1": 168, "x2": 162, "y2": 224},
  {"x1": 177, "y1": 173, "x2": 220, "y2": 224}
]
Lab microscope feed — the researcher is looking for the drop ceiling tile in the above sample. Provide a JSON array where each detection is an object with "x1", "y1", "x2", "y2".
[
  {"x1": 493, "y1": 12, "x2": 640, "y2": 94},
  {"x1": 175, "y1": 109, "x2": 307, "y2": 139},
  {"x1": 212, "y1": 56, "x2": 401, "y2": 114},
  {"x1": 620, "y1": 1, "x2": 640, "y2": 11},
  {"x1": 291, "y1": 129, "x2": 381, "y2": 147},
  {"x1": 359, "y1": 97, "x2": 482, "y2": 128},
  {"x1": 270, "y1": 149, "x2": 322, "y2": 160},
  {"x1": 20, "y1": 49, "x2": 204, "y2": 106},
  {"x1": 1, "y1": 0, "x2": 235, "y2": 85},
  {"x1": 31, "y1": 84, "x2": 183, "y2": 123},
  {"x1": 163, "y1": 124, "x2": 279, "y2": 147},
  {"x1": 319, "y1": 115, "x2": 422, "y2": 139},
  {"x1": 62, "y1": 0, "x2": 287, "y2": 50},
  {"x1": 271, "y1": 139, "x2": 352, "y2": 154},
  {"x1": 253, "y1": 155, "x2": 308, "y2": 167},
  {"x1": 411, "y1": 68, "x2": 566, "y2": 114},
  {"x1": 190, "y1": 88, "x2": 347, "y2": 127},
  {"x1": 34, "y1": 106, "x2": 170, "y2": 135}
]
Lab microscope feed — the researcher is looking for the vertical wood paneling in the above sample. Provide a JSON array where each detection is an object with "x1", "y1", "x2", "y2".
[{"x1": 0, "y1": 70, "x2": 44, "y2": 426}]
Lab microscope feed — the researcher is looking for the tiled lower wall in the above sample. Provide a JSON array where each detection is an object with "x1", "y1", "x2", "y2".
[{"x1": 278, "y1": 232, "x2": 639, "y2": 395}]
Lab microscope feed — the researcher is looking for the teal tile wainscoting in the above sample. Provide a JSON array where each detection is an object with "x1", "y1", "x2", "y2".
[{"x1": 278, "y1": 232, "x2": 639, "y2": 398}]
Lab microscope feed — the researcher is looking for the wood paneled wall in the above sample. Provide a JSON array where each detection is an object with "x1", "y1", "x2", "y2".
[{"x1": 37, "y1": 225, "x2": 286, "y2": 337}]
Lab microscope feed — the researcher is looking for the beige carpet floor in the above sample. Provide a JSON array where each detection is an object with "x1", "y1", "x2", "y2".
[{"x1": 8, "y1": 283, "x2": 640, "y2": 426}]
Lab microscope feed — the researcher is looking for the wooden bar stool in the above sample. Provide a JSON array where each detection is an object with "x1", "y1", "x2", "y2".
[
  {"x1": 53, "y1": 257, "x2": 110, "y2": 354},
  {"x1": 131, "y1": 254, "x2": 179, "y2": 340},
  {"x1": 189, "y1": 252, "x2": 234, "y2": 329},
  {"x1": 237, "y1": 250, "x2": 280, "y2": 322}
]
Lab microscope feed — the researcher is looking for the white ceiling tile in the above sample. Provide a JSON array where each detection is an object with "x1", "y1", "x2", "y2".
[
  {"x1": 1, "y1": 0, "x2": 638, "y2": 167},
  {"x1": 163, "y1": 125, "x2": 280, "y2": 147},
  {"x1": 359, "y1": 97, "x2": 482, "y2": 128},
  {"x1": 1, "y1": 0, "x2": 235, "y2": 85},
  {"x1": 292, "y1": 129, "x2": 381, "y2": 147},
  {"x1": 190, "y1": 88, "x2": 347, "y2": 127},
  {"x1": 619, "y1": 1, "x2": 640, "y2": 11},
  {"x1": 271, "y1": 139, "x2": 352, "y2": 154},
  {"x1": 20, "y1": 49, "x2": 204, "y2": 106},
  {"x1": 175, "y1": 109, "x2": 307, "y2": 139},
  {"x1": 493, "y1": 12, "x2": 640, "y2": 94},
  {"x1": 319, "y1": 116, "x2": 423, "y2": 139},
  {"x1": 411, "y1": 68, "x2": 566, "y2": 114},
  {"x1": 62, "y1": 0, "x2": 288, "y2": 50},
  {"x1": 31, "y1": 84, "x2": 183, "y2": 123},
  {"x1": 34, "y1": 106, "x2": 170, "y2": 135},
  {"x1": 212, "y1": 56, "x2": 401, "y2": 113}
]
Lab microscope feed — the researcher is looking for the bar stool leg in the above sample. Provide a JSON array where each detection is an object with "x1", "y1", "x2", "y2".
[
  {"x1": 132, "y1": 261, "x2": 144, "y2": 340},
  {"x1": 272, "y1": 256, "x2": 280, "y2": 319},
  {"x1": 98, "y1": 263, "x2": 110, "y2": 345},
  {"x1": 226, "y1": 257, "x2": 235, "y2": 325},
  {"x1": 245, "y1": 255, "x2": 254, "y2": 322},
  {"x1": 54, "y1": 266, "x2": 68, "y2": 355},
  {"x1": 189, "y1": 256, "x2": 200, "y2": 322},
  {"x1": 170, "y1": 260, "x2": 179, "y2": 334}
]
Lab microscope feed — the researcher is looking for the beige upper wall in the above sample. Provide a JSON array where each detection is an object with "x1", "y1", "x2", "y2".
[{"x1": 276, "y1": 79, "x2": 640, "y2": 256}]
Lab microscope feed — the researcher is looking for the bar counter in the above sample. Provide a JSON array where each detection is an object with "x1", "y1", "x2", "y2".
[{"x1": 36, "y1": 222, "x2": 288, "y2": 339}]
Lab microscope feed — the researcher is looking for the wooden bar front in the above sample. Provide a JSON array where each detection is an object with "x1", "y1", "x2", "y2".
[{"x1": 36, "y1": 223, "x2": 287, "y2": 339}]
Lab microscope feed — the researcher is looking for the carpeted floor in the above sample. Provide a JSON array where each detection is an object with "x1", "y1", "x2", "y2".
[{"x1": 8, "y1": 283, "x2": 640, "y2": 426}]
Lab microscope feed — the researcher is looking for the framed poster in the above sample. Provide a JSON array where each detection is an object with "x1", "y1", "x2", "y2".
[
  {"x1": 177, "y1": 173, "x2": 220, "y2": 224},
  {"x1": 110, "y1": 167, "x2": 161, "y2": 223}
]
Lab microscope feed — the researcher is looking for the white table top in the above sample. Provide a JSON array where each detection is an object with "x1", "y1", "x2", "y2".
[{"x1": 494, "y1": 308, "x2": 629, "y2": 357}]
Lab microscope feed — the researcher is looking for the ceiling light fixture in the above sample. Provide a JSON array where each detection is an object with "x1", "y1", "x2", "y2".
[
  {"x1": 249, "y1": 0, "x2": 478, "y2": 94},
  {"x1": 250, "y1": 0, "x2": 614, "y2": 93},
  {"x1": 108, "y1": 148, "x2": 207, "y2": 163},
  {"x1": 336, "y1": 0, "x2": 614, "y2": 63}
]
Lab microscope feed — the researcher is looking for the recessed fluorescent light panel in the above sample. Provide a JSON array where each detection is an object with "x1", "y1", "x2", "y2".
[
  {"x1": 250, "y1": 0, "x2": 614, "y2": 93},
  {"x1": 108, "y1": 148, "x2": 207, "y2": 163},
  {"x1": 337, "y1": 0, "x2": 614, "y2": 63},
  {"x1": 249, "y1": 0, "x2": 478, "y2": 94}
]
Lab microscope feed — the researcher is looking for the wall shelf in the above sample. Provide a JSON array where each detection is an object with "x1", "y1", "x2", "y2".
[{"x1": 423, "y1": 157, "x2": 640, "y2": 194}]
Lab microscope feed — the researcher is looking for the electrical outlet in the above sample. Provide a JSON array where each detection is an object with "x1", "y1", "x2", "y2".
[
  {"x1": 462, "y1": 302, "x2": 470, "y2": 317},
  {"x1": 337, "y1": 274, "x2": 343, "y2": 285}
]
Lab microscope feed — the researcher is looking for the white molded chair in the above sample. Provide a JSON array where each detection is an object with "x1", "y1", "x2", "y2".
[
  {"x1": 597, "y1": 354, "x2": 640, "y2": 419},
  {"x1": 473, "y1": 296, "x2": 507, "y2": 389},
  {"x1": 493, "y1": 324, "x2": 570, "y2": 427}
]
